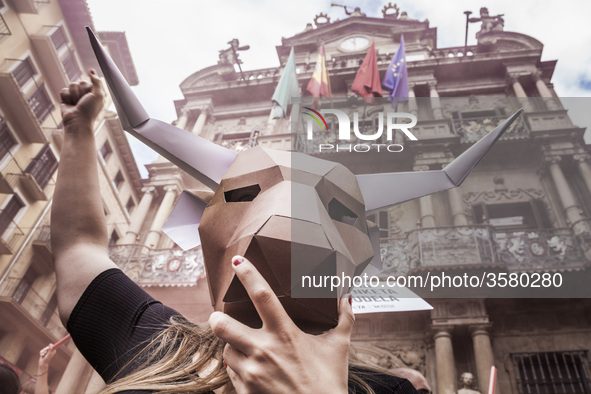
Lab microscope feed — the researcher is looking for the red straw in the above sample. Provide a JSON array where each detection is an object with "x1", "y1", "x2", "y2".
[
  {"x1": 52, "y1": 334, "x2": 71, "y2": 349},
  {"x1": 488, "y1": 365, "x2": 497, "y2": 394}
]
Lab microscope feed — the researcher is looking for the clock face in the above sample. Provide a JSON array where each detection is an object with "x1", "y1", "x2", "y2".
[{"x1": 339, "y1": 36, "x2": 370, "y2": 52}]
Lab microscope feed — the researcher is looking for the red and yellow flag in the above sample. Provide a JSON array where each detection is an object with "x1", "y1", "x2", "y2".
[
  {"x1": 306, "y1": 45, "x2": 331, "y2": 98},
  {"x1": 351, "y1": 42, "x2": 383, "y2": 102}
]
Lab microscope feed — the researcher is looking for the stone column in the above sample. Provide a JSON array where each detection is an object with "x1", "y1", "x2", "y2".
[
  {"x1": 470, "y1": 324, "x2": 498, "y2": 394},
  {"x1": 415, "y1": 165, "x2": 436, "y2": 227},
  {"x1": 175, "y1": 109, "x2": 189, "y2": 131},
  {"x1": 545, "y1": 156, "x2": 585, "y2": 226},
  {"x1": 508, "y1": 74, "x2": 527, "y2": 98},
  {"x1": 267, "y1": 106, "x2": 279, "y2": 135},
  {"x1": 191, "y1": 108, "x2": 209, "y2": 136},
  {"x1": 408, "y1": 84, "x2": 418, "y2": 116},
  {"x1": 532, "y1": 71, "x2": 559, "y2": 110},
  {"x1": 574, "y1": 153, "x2": 591, "y2": 196},
  {"x1": 433, "y1": 326, "x2": 456, "y2": 394},
  {"x1": 507, "y1": 73, "x2": 533, "y2": 112},
  {"x1": 419, "y1": 197, "x2": 436, "y2": 227},
  {"x1": 55, "y1": 349, "x2": 93, "y2": 394},
  {"x1": 122, "y1": 187, "x2": 155, "y2": 244},
  {"x1": 84, "y1": 370, "x2": 106, "y2": 394},
  {"x1": 144, "y1": 185, "x2": 179, "y2": 249},
  {"x1": 550, "y1": 154, "x2": 591, "y2": 260},
  {"x1": 428, "y1": 82, "x2": 443, "y2": 119},
  {"x1": 448, "y1": 187, "x2": 468, "y2": 226}
]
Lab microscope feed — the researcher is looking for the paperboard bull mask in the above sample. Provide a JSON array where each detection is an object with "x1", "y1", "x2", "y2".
[{"x1": 88, "y1": 28, "x2": 522, "y2": 332}]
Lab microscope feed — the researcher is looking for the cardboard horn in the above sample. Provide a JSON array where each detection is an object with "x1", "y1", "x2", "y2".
[
  {"x1": 356, "y1": 109, "x2": 523, "y2": 211},
  {"x1": 86, "y1": 27, "x2": 237, "y2": 190},
  {"x1": 162, "y1": 190, "x2": 209, "y2": 250}
]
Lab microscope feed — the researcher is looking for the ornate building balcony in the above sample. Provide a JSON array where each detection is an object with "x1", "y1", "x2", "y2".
[
  {"x1": 381, "y1": 223, "x2": 590, "y2": 276},
  {"x1": 104, "y1": 222, "x2": 589, "y2": 289},
  {"x1": 451, "y1": 112, "x2": 530, "y2": 142},
  {"x1": 108, "y1": 244, "x2": 206, "y2": 287},
  {"x1": 30, "y1": 228, "x2": 206, "y2": 287},
  {"x1": 219, "y1": 132, "x2": 259, "y2": 151}
]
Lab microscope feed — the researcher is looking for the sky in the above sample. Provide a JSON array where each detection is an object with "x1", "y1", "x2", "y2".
[{"x1": 85, "y1": 0, "x2": 591, "y2": 177}]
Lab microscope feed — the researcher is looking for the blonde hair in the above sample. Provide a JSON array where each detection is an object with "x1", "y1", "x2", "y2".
[
  {"x1": 100, "y1": 317, "x2": 392, "y2": 394},
  {"x1": 100, "y1": 317, "x2": 229, "y2": 393}
]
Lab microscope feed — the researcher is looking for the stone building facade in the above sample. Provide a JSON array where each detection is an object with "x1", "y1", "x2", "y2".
[
  {"x1": 0, "y1": 0, "x2": 141, "y2": 390},
  {"x1": 4, "y1": 2, "x2": 589, "y2": 393},
  {"x1": 122, "y1": 5, "x2": 590, "y2": 394}
]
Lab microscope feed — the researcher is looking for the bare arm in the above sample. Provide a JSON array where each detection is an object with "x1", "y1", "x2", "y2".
[
  {"x1": 34, "y1": 344, "x2": 56, "y2": 394},
  {"x1": 52, "y1": 70, "x2": 117, "y2": 325}
]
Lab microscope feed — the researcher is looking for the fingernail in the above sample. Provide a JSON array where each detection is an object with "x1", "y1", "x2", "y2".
[
  {"x1": 232, "y1": 256, "x2": 244, "y2": 266},
  {"x1": 90, "y1": 69, "x2": 96, "y2": 75},
  {"x1": 348, "y1": 295, "x2": 353, "y2": 306},
  {"x1": 223, "y1": 360, "x2": 227, "y2": 367}
]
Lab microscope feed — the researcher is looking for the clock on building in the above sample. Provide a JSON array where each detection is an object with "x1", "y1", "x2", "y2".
[{"x1": 339, "y1": 36, "x2": 370, "y2": 52}]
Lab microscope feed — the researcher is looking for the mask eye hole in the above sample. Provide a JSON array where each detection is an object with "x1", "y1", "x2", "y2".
[
  {"x1": 328, "y1": 198, "x2": 358, "y2": 225},
  {"x1": 224, "y1": 184, "x2": 261, "y2": 203}
]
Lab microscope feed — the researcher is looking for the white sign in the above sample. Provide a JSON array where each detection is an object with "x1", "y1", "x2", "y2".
[{"x1": 351, "y1": 285, "x2": 433, "y2": 314}]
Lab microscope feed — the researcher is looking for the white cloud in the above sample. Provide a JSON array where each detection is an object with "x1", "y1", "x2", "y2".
[{"x1": 86, "y1": 0, "x2": 591, "y2": 176}]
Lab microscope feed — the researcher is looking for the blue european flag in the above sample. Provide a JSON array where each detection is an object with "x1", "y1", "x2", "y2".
[{"x1": 382, "y1": 34, "x2": 408, "y2": 108}]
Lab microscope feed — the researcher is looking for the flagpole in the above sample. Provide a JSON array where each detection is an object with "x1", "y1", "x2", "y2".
[
  {"x1": 323, "y1": 42, "x2": 334, "y2": 109},
  {"x1": 324, "y1": 63, "x2": 334, "y2": 109}
]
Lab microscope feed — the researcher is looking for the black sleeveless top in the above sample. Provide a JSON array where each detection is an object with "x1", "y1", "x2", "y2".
[{"x1": 68, "y1": 269, "x2": 417, "y2": 393}]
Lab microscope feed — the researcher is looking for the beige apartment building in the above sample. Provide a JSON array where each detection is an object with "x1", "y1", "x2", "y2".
[{"x1": 0, "y1": 0, "x2": 141, "y2": 389}]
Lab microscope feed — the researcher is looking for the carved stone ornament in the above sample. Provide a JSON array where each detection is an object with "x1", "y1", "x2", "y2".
[
  {"x1": 382, "y1": 2, "x2": 400, "y2": 18},
  {"x1": 351, "y1": 343, "x2": 426, "y2": 374},
  {"x1": 314, "y1": 13, "x2": 330, "y2": 26},
  {"x1": 457, "y1": 371, "x2": 482, "y2": 394}
]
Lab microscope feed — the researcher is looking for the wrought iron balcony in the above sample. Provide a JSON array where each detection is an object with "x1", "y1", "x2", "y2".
[
  {"x1": 0, "y1": 219, "x2": 25, "y2": 255},
  {"x1": 24, "y1": 145, "x2": 58, "y2": 190},
  {"x1": 0, "y1": 11, "x2": 10, "y2": 38},
  {"x1": 0, "y1": 276, "x2": 67, "y2": 339}
]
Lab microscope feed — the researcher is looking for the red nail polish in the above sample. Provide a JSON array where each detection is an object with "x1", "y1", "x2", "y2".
[
  {"x1": 223, "y1": 361, "x2": 227, "y2": 367},
  {"x1": 348, "y1": 295, "x2": 353, "y2": 306},
  {"x1": 233, "y1": 256, "x2": 243, "y2": 266}
]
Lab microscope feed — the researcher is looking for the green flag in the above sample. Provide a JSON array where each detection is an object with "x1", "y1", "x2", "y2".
[{"x1": 271, "y1": 48, "x2": 299, "y2": 119}]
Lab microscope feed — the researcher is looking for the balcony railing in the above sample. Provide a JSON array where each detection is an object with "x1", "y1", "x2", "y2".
[
  {"x1": 414, "y1": 225, "x2": 496, "y2": 269},
  {"x1": 0, "y1": 277, "x2": 67, "y2": 339},
  {"x1": 429, "y1": 45, "x2": 478, "y2": 59},
  {"x1": 0, "y1": 12, "x2": 10, "y2": 37},
  {"x1": 219, "y1": 134, "x2": 259, "y2": 151},
  {"x1": 381, "y1": 224, "x2": 590, "y2": 276},
  {"x1": 100, "y1": 223, "x2": 589, "y2": 286},
  {"x1": 451, "y1": 113, "x2": 530, "y2": 142},
  {"x1": 494, "y1": 227, "x2": 586, "y2": 270},
  {"x1": 31, "y1": 228, "x2": 205, "y2": 287},
  {"x1": 24, "y1": 145, "x2": 58, "y2": 189},
  {"x1": 0, "y1": 220, "x2": 25, "y2": 255},
  {"x1": 108, "y1": 244, "x2": 206, "y2": 287}
]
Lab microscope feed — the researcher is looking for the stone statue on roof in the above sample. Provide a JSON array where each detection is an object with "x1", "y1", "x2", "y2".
[{"x1": 470, "y1": 7, "x2": 505, "y2": 39}]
